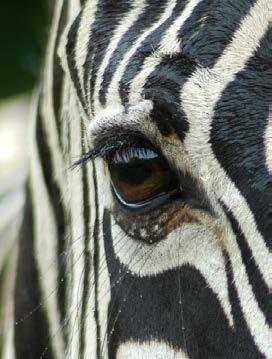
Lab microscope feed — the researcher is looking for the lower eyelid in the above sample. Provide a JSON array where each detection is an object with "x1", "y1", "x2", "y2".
[{"x1": 111, "y1": 184, "x2": 182, "y2": 214}]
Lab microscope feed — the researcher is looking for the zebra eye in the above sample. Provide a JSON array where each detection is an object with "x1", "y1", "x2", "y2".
[{"x1": 109, "y1": 146, "x2": 179, "y2": 206}]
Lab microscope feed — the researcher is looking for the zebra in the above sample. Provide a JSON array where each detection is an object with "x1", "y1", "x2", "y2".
[{"x1": 0, "y1": 0, "x2": 271, "y2": 357}]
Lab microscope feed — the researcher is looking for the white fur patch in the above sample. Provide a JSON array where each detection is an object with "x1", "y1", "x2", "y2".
[{"x1": 117, "y1": 341, "x2": 189, "y2": 359}]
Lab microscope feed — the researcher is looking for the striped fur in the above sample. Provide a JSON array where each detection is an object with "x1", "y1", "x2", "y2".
[{"x1": 1, "y1": 0, "x2": 271, "y2": 358}]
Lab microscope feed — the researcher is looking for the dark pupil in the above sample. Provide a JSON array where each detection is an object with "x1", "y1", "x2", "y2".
[
  {"x1": 110, "y1": 147, "x2": 173, "y2": 204},
  {"x1": 116, "y1": 161, "x2": 153, "y2": 185}
]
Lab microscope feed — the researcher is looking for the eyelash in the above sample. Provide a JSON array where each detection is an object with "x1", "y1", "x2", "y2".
[{"x1": 73, "y1": 133, "x2": 157, "y2": 168}]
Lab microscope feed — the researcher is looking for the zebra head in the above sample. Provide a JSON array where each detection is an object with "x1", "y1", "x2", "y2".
[
  {"x1": 58, "y1": 0, "x2": 272, "y2": 357},
  {"x1": 10, "y1": 0, "x2": 271, "y2": 358}
]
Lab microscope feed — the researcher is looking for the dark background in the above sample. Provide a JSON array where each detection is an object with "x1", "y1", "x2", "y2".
[{"x1": 0, "y1": 2, "x2": 49, "y2": 99}]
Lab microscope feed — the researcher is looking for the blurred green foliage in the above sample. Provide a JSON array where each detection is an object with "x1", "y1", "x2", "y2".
[{"x1": 0, "y1": 1, "x2": 49, "y2": 98}]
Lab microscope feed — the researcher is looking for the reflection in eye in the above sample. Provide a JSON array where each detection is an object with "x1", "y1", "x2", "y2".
[{"x1": 109, "y1": 146, "x2": 179, "y2": 205}]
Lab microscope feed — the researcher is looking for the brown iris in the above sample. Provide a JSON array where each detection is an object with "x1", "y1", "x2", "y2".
[{"x1": 109, "y1": 146, "x2": 176, "y2": 204}]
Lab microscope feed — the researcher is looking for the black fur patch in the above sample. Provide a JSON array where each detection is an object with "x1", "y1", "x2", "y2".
[{"x1": 143, "y1": 53, "x2": 196, "y2": 140}]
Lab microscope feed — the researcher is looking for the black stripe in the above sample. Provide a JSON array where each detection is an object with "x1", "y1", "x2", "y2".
[
  {"x1": 143, "y1": 53, "x2": 196, "y2": 140},
  {"x1": 179, "y1": 0, "x2": 257, "y2": 67},
  {"x1": 99, "y1": 0, "x2": 167, "y2": 106},
  {"x1": 93, "y1": 164, "x2": 101, "y2": 358},
  {"x1": 36, "y1": 102, "x2": 68, "y2": 343},
  {"x1": 53, "y1": 0, "x2": 69, "y2": 145},
  {"x1": 211, "y1": 27, "x2": 272, "y2": 249},
  {"x1": 119, "y1": 0, "x2": 189, "y2": 106},
  {"x1": 15, "y1": 185, "x2": 54, "y2": 359},
  {"x1": 66, "y1": 11, "x2": 86, "y2": 111},
  {"x1": 222, "y1": 203, "x2": 272, "y2": 326},
  {"x1": 79, "y1": 124, "x2": 91, "y2": 358},
  {"x1": 83, "y1": 0, "x2": 134, "y2": 114}
]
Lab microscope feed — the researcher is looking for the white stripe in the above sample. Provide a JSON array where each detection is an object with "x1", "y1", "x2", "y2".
[
  {"x1": 129, "y1": 0, "x2": 203, "y2": 106},
  {"x1": 93, "y1": 0, "x2": 146, "y2": 114},
  {"x1": 159, "y1": 0, "x2": 203, "y2": 54},
  {"x1": 265, "y1": 105, "x2": 272, "y2": 174},
  {"x1": 117, "y1": 341, "x2": 189, "y2": 359},
  {"x1": 106, "y1": 0, "x2": 177, "y2": 110},
  {"x1": 181, "y1": 0, "x2": 272, "y2": 355},
  {"x1": 68, "y1": 0, "x2": 81, "y2": 19},
  {"x1": 82, "y1": 151, "x2": 97, "y2": 359},
  {"x1": 96, "y1": 160, "x2": 112, "y2": 359},
  {"x1": 66, "y1": 86, "x2": 86, "y2": 358}
]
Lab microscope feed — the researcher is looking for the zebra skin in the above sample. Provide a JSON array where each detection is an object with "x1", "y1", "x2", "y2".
[{"x1": 0, "y1": 0, "x2": 271, "y2": 358}]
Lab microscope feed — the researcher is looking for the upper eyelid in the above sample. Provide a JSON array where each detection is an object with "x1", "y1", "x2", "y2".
[
  {"x1": 86, "y1": 99, "x2": 159, "y2": 147},
  {"x1": 88, "y1": 115, "x2": 152, "y2": 148},
  {"x1": 76, "y1": 98, "x2": 183, "y2": 168}
]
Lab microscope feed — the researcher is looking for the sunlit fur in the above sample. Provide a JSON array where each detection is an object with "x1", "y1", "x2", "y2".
[{"x1": 0, "y1": 0, "x2": 271, "y2": 358}]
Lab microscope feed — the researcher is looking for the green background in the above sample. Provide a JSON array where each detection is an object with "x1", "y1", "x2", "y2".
[{"x1": 0, "y1": 2, "x2": 49, "y2": 99}]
